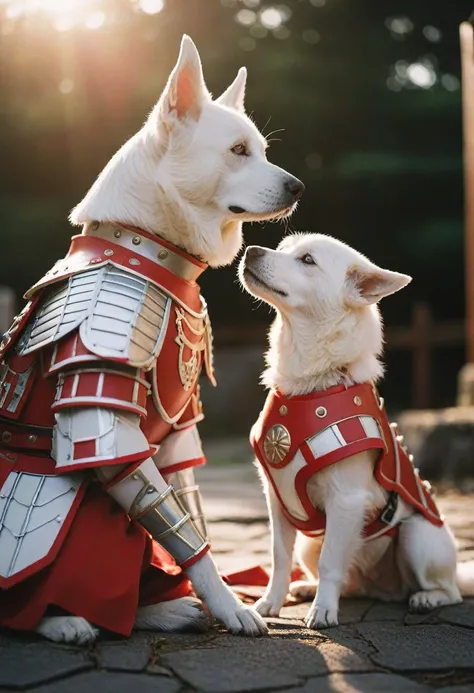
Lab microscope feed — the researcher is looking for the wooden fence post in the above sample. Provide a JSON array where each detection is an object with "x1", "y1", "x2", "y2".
[
  {"x1": 412, "y1": 302, "x2": 431, "y2": 409},
  {"x1": 0, "y1": 287, "x2": 15, "y2": 335},
  {"x1": 460, "y1": 19, "x2": 474, "y2": 363}
]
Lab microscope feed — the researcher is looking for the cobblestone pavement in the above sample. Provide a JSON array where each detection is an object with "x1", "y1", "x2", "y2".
[{"x1": 1, "y1": 463, "x2": 474, "y2": 693}]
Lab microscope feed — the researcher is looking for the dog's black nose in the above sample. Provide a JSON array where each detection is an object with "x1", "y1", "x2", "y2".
[
  {"x1": 284, "y1": 176, "x2": 305, "y2": 202},
  {"x1": 246, "y1": 246, "x2": 266, "y2": 261}
]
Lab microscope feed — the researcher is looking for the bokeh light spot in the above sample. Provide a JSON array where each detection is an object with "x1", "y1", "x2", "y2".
[
  {"x1": 59, "y1": 78, "x2": 74, "y2": 94},
  {"x1": 423, "y1": 25, "x2": 442, "y2": 43},
  {"x1": 406, "y1": 62, "x2": 436, "y2": 88},
  {"x1": 441, "y1": 74, "x2": 460, "y2": 91},
  {"x1": 84, "y1": 11, "x2": 105, "y2": 29},
  {"x1": 302, "y1": 28, "x2": 320, "y2": 44},
  {"x1": 385, "y1": 16, "x2": 414, "y2": 36},
  {"x1": 260, "y1": 7, "x2": 283, "y2": 30},
  {"x1": 138, "y1": 0, "x2": 164, "y2": 15},
  {"x1": 236, "y1": 9, "x2": 256, "y2": 25}
]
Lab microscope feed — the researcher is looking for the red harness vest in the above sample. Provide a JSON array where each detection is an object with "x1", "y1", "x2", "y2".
[{"x1": 251, "y1": 382, "x2": 442, "y2": 540}]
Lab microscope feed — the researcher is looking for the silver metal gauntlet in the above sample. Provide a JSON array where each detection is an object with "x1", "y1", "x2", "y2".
[
  {"x1": 128, "y1": 468, "x2": 209, "y2": 568},
  {"x1": 165, "y1": 469, "x2": 208, "y2": 541}
]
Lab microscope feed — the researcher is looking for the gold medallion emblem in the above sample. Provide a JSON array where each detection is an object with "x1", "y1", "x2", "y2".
[{"x1": 263, "y1": 424, "x2": 291, "y2": 465}]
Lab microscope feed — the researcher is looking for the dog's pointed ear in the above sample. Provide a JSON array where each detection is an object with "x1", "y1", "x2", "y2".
[
  {"x1": 158, "y1": 35, "x2": 210, "y2": 127},
  {"x1": 344, "y1": 264, "x2": 412, "y2": 308},
  {"x1": 216, "y1": 67, "x2": 247, "y2": 112}
]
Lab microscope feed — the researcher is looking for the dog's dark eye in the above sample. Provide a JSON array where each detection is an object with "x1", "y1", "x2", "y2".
[
  {"x1": 231, "y1": 142, "x2": 249, "y2": 156},
  {"x1": 300, "y1": 253, "x2": 316, "y2": 265}
]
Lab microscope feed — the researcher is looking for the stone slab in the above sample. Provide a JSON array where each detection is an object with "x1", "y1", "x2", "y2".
[
  {"x1": 280, "y1": 673, "x2": 433, "y2": 693},
  {"x1": 436, "y1": 602, "x2": 474, "y2": 628},
  {"x1": 363, "y1": 601, "x2": 408, "y2": 623},
  {"x1": 356, "y1": 623, "x2": 474, "y2": 671},
  {"x1": 33, "y1": 671, "x2": 181, "y2": 693},
  {"x1": 0, "y1": 644, "x2": 92, "y2": 689},
  {"x1": 97, "y1": 639, "x2": 151, "y2": 671},
  {"x1": 161, "y1": 639, "x2": 374, "y2": 693}
]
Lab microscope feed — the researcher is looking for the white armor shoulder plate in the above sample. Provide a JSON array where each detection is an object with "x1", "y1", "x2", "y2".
[
  {"x1": 17, "y1": 265, "x2": 171, "y2": 369},
  {"x1": 0, "y1": 471, "x2": 83, "y2": 584},
  {"x1": 52, "y1": 407, "x2": 150, "y2": 470}
]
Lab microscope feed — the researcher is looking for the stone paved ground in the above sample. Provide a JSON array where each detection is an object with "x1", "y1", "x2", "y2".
[{"x1": 1, "y1": 463, "x2": 474, "y2": 693}]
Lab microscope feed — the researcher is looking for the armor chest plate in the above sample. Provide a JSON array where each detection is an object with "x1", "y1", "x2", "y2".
[{"x1": 251, "y1": 383, "x2": 442, "y2": 537}]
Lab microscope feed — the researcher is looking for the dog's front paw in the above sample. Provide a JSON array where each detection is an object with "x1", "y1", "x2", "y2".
[
  {"x1": 36, "y1": 616, "x2": 99, "y2": 645},
  {"x1": 217, "y1": 603, "x2": 268, "y2": 637},
  {"x1": 409, "y1": 589, "x2": 462, "y2": 613},
  {"x1": 304, "y1": 604, "x2": 338, "y2": 630},
  {"x1": 254, "y1": 596, "x2": 283, "y2": 617}
]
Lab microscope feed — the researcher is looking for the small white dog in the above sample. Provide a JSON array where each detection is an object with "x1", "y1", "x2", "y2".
[
  {"x1": 239, "y1": 233, "x2": 465, "y2": 630},
  {"x1": 36, "y1": 35, "x2": 304, "y2": 644}
]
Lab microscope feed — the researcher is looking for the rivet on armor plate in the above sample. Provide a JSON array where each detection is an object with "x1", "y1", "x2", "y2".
[
  {"x1": 1, "y1": 431, "x2": 12, "y2": 443},
  {"x1": 158, "y1": 249, "x2": 169, "y2": 260},
  {"x1": 129, "y1": 258, "x2": 140, "y2": 266},
  {"x1": 264, "y1": 424, "x2": 291, "y2": 465},
  {"x1": 28, "y1": 435, "x2": 37, "y2": 444},
  {"x1": 114, "y1": 229, "x2": 122, "y2": 238},
  {"x1": 378, "y1": 396, "x2": 384, "y2": 410},
  {"x1": 104, "y1": 249, "x2": 114, "y2": 257},
  {"x1": 279, "y1": 405, "x2": 288, "y2": 416},
  {"x1": 91, "y1": 221, "x2": 100, "y2": 231},
  {"x1": 353, "y1": 396, "x2": 362, "y2": 406},
  {"x1": 56, "y1": 515, "x2": 62, "y2": 523},
  {"x1": 315, "y1": 406, "x2": 327, "y2": 418},
  {"x1": 132, "y1": 236, "x2": 142, "y2": 245}
]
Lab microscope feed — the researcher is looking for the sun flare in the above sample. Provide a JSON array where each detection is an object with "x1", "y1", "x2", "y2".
[{"x1": 2, "y1": 0, "x2": 165, "y2": 28}]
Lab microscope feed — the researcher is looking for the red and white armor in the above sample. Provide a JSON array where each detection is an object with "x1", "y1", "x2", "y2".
[
  {"x1": 0, "y1": 221, "x2": 215, "y2": 635},
  {"x1": 251, "y1": 382, "x2": 442, "y2": 540}
]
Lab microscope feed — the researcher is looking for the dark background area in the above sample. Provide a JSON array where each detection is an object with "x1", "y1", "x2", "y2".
[{"x1": 0, "y1": 0, "x2": 471, "y2": 415}]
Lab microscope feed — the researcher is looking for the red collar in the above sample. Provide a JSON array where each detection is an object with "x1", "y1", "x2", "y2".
[{"x1": 273, "y1": 383, "x2": 351, "y2": 402}]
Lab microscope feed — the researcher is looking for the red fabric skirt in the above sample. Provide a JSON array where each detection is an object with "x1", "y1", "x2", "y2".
[{"x1": 0, "y1": 484, "x2": 193, "y2": 636}]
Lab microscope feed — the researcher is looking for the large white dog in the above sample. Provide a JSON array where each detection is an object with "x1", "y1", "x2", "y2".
[
  {"x1": 31, "y1": 36, "x2": 304, "y2": 644},
  {"x1": 239, "y1": 233, "x2": 471, "y2": 630}
]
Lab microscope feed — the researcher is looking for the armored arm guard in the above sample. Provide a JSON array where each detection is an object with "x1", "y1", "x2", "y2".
[
  {"x1": 97, "y1": 456, "x2": 210, "y2": 568},
  {"x1": 153, "y1": 424, "x2": 208, "y2": 540}
]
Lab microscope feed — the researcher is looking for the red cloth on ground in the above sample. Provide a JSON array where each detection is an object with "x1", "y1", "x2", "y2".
[{"x1": 0, "y1": 484, "x2": 193, "y2": 636}]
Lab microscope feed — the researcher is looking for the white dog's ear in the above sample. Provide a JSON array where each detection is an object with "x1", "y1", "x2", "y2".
[
  {"x1": 158, "y1": 35, "x2": 210, "y2": 127},
  {"x1": 344, "y1": 264, "x2": 412, "y2": 307},
  {"x1": 216, "y1": 67, "x2": 247, "y2": 111}
]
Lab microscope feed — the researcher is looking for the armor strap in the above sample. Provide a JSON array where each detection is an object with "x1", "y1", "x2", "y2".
[{"x1": 102, "y1": 457, "x2": 210, "y2": 568}]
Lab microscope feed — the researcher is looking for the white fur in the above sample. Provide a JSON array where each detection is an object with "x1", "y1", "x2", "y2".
[
  {"x1": 70, "y1": 35, "x2": 303, "y2": 268},
  {"x1": 37, "y1": 598, "x2": 209, "y2": 645},
  {"x1": 36, "y1": 35, "x2": 301, "y2": 644},
  {"x1": 239, "y1": 233, "x2": 467, "y2": 629}
]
